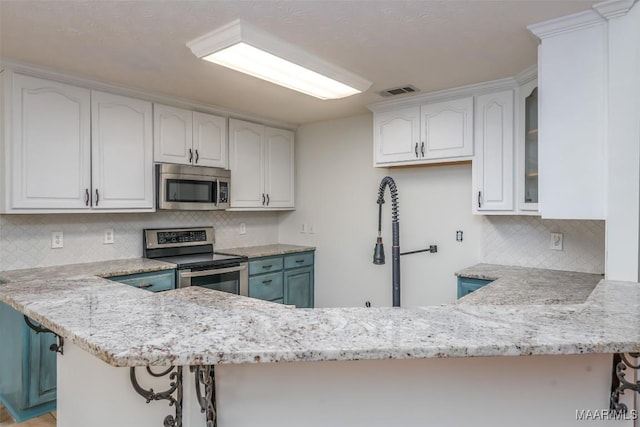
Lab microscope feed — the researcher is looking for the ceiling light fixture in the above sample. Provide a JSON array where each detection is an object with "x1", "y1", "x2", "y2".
[{"x1": 186, "y1": 19, "x2": 372, "y2": 100}]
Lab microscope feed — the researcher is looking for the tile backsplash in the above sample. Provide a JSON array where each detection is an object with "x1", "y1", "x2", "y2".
[
  {"x1": 0, "y1": 211, "x2": 279, "y2": 271},
  {"x1": 481, "y1": 216, "x2": 605, "y2": 274}
]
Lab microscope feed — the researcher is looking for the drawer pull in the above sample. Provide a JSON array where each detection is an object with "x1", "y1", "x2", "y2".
[
  {"x1": 262, "y1": 265, "x2": 273, "y2": 269},
  {"x1": 137, "y1": 282, "x2": 153, "y2": 289},
  {"x1": 262, "y1": 279, "x2": 273, "y2": 284},
  {"x1": 295, "y1": 259, "x2": 304, "y2": 263}
]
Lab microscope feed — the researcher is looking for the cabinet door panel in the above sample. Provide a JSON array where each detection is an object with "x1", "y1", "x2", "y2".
[
  {"x1": 27, "y1": 329, "x2": 57, "y2": 407},
  {"x1": 284, "y1": 267, "x2": 314, "y2": 308},
  {"x1": 193, "y1": 112, "x2": 227, "y2": 168},
  {"x1": 229, "y1": 119, "x2": 264, "y2": 207},
  {"x1": 264, "y1": 127, "x2": 294, "y2": 208},
  {"x1": 421, "y1": 97, "x2": 473, "y2": 159},
  {"x1": 91, "y1": 91, "x2": 153, "y2": 209},
  {"x1": 374, "y1": 107, "x2": 420, "y2": 165},
  {"x1": 11, "y1": 73, "x2": 91, "y2": 209},
  {"x1": 475, "y1": 90, "x2": 514, "y2": 212},
  {"x1": 153, "y1": 104, "x2": 193, "y2": 165}
]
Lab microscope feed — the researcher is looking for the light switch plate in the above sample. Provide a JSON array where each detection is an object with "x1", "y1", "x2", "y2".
[
  {"x1": 550, "y1": 232, "x2": 563, "y2": 251},
  {"x1": 239, "y1": 223, "x2": 246, "y2": 235}
]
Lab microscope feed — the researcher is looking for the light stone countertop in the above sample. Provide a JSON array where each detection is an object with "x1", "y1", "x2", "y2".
[
  {"x1": 0, "y1": 261, "x2": 638, "y2": 368},
  {"x1": 217, "y1": 244, "x2": 315, "y2": 258},
  {"x1": 455, "y1": 264, "x2": 603, "y2": 305}
]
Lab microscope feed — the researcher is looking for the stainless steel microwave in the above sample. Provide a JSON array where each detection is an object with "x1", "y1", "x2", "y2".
[{"x1": 156, "y1": 163, "x2": 230, "y2": 210}]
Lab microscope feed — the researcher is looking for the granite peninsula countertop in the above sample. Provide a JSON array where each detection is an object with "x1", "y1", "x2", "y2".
[
  {"x1": 0, "y1": 258, "x2": 176, "y2": 283},
  {"x1": 0, "y1": 261, "x2": 639, "y2": 368},
  {"x1": 455, "y1": 264, "x2": 603, "y2": 305},
  {"x1": 217, "y1": 244, "x2": 315, "y2": 258}
]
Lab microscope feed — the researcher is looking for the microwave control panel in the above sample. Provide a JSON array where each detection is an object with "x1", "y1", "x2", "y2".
[{"x1": 219, "y1": 182, "x2": 229, "y2": 203}]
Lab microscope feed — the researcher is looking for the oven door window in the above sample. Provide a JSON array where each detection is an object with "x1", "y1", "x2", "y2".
[
  {"x1": 191, "y1": 271, "x2": 239, "y2": 294},
  {"x1": 166, "y1": 179, "x2": 216, "y2": 203}
]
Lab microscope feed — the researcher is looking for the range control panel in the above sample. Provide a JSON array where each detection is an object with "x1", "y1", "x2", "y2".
[
  {"x1": 157, "y1": 230, "x2": 207, "y2": 245},
  {"x1": 144, "y1": 227, "x2": 214, "y2": 249}
]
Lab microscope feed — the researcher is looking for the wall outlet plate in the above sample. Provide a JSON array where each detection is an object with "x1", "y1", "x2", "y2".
[
  {"x1": 51, "y1": 231, "x2": 63, "y2": 249},
  {"x1": 239, "y1": 223, "x2": 246, "y2": 235},
  {"x1": 104, "y1": 229, "x2": 114, "y2": 244},
  {"x1": 550, "y1": 232, "x2": 563, "y2": 251}
]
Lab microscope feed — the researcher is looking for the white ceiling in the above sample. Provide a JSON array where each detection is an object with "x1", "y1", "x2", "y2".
[{"x1": 0, "y1": 0, "x2": 596, "y2": 126}]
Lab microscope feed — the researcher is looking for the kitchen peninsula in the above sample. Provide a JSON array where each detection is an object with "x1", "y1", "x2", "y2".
[{"x1": 0, "y1": 261, "x2": 639, "y2": 427}]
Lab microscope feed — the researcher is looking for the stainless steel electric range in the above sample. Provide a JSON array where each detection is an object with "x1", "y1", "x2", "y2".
[{"x1": 143, "y1": 227, "x2": 248, "y2": 295}]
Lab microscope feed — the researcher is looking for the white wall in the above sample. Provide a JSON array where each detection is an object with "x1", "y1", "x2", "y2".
[{"x1": 278, "y1": 114, "x2": 483, "y2": 308}]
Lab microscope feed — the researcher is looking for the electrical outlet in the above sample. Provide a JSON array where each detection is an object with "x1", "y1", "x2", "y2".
[
  {"x1": 51, "y1": 231, "x2": 63, "y2": 249},
  {"x1": 550, "y1": 232, "x2": 563, "y2": 251},
  {"x1": 300, "y1": 223, "x2": 307, "y2": 233},
  {"x1": 239, "y1": 223, "x2": 246, "y2": 235},
  {"x1": 308, "y1": 224, "x2": 316, "y2": 234},
  {"x1": 104, "y1": 229, "x2": 114, "y2": 244}
]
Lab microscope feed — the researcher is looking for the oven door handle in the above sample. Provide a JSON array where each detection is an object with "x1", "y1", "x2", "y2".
[{"x1": 179, "y1": 264, "x2": 247, "y2": 278}]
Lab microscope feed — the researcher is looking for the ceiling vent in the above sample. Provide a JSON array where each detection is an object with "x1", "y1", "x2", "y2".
[{"x1": 378, "y1": 85, "x2": 420, "y2": 97}]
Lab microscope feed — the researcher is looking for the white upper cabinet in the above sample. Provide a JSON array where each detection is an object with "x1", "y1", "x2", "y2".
[
  {"x1": 264, "y1": 127, "x2": 295, "y2": 208},
  {"x1": 193, "y1": 112, "x2": 227, "y2": 168},
  {"x1": 7, "y1": 73, "x2": 92, "y2": 210},
  {"x1": 2, "y1": 72, "x2": 154, "y2": 213},
  {"x1": 529, "y1": 11, "x2": 607, "y2": 220},
  {"x1": 229, "y1": 119, "x2": 294, "y2": 210},
  {"x1": 154, "y1": 104, "x2": 227, "y2": 169},
  {"x1": 371, "y1": 97, "x2": 473, "y2": 167},
  {"x1": 420, "y1": 97, "x2": 474, "y2": 160},
  {"x1": 516, "y1": 80, "x2": 539, "y2": 213},
  {"x1": 473, "y1": 90, "x2": 514, "y2": 212},
  {"x1": 373, "y1": 107, "x2": 420, "y2": 164},
  {"x1": 91, "y1": 91, "x2": 153, "y2": 210}
]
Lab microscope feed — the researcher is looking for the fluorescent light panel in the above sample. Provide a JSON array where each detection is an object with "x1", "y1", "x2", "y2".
[{"x1": 187, "y1": 20, "x2": 371, "y2": 100}]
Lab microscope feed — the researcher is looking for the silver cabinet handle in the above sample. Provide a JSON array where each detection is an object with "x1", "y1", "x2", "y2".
[
  {"x1": 179, "y1": 264, "x2": 247, "y2": 278},
  {"x1": 262, "y1": 193, "x2": 266, "y2": 206},
  {"x1": 137, "y1": 282, "x2": 153, "y2": 289},
  {"x1": 195, "y1": 149, "x2": 199, "y2": 164},
  {"x1": 414, "y1": 142, "x2": 419, "y2": 158},
  {"x1": 188, "y1": 148, "x2": 193, "y2": 163},
  {"x1": 262, "y1": 264, "x2": 273, "y2": 269},
  {"x1": 478, "y1": 191, "x2": 482, "y2": 208},
  {"x1": 266, "y1": 194, "x2": 270, "y2": 206},
  {"x1": 85, "y1": 188, "x2": 90, "y2": 206},
  {"x1": 262, "y1": 279, "x2": 273, "y2": 284},
  {"x1": 95, "y1": 189, "x2": 100, "y2": 206},
  {"x1": 421, "y1": 142, "x2": 425, "y2": 157}
]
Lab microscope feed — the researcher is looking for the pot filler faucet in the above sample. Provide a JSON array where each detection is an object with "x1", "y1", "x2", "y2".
[{"x1": 373, "y1": 176, "x2": 438, "y2": 308}]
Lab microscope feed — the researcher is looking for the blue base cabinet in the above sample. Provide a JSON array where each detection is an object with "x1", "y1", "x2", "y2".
[
  {"x1": 0, "y1": 302, "x2": 57, "y2": 423},
  {"x1": 107, "y1": 269, "x2": 175, "y2": 292},
  {"x1": 457, "y1": 277, "x2": 493, "y2": 299},
  {"x1": 249, "y1": 251, "x2": 314, "y2": 308}
]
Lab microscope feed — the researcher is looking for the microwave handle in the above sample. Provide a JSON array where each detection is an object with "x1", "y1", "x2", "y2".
[{"x1": 179, "y1": 264, "x2": 247, "y2": 278}]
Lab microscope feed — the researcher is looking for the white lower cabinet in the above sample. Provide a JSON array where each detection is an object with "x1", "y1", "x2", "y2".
[
  {"x1": 473, "y1": 90, "x2": 514, "y2": 212},
  {"x1": 2, "y1": 72, "x2": 154, "y2": 212},
  {"x1": 229, "y1": 119, "x2": 294, "y2": 209}
]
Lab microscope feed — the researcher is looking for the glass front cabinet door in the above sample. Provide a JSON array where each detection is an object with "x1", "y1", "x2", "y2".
[{"x1": 518, "y1": 80, "x2": 539, "y2": 212}]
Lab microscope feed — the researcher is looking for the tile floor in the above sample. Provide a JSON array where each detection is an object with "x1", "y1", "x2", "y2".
[{"x1": 0, "y1": 405, "x2": 56, "y2": 427}]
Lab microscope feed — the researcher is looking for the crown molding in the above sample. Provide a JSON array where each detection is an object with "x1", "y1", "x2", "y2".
[
  {"x1": 527, "y1": 9, "x2": 604, "y2": 39},
  {"x1": 514, "y1": 65, "x2": 537, "y2": 85},
  {"x1": 368, "y1": 73, "x2": 529, "y2": 113},
  {"x1": 593, "y1": 0, "x2": 637, "y2": 19},
  {"x1": 0, "y1": 57, "x2": 297, "y2": 131}
]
